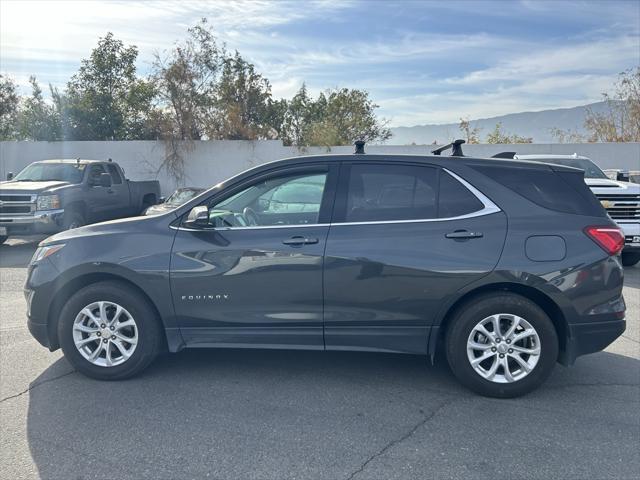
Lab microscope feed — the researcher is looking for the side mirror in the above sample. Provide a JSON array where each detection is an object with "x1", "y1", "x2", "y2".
[
  {"x1": 99, "y1": 172, "x2": 112, "y2": 188},
  {"x1": 184, "y1": 206, "x2": 209, "y2": 227},
  {"x1": 159, "y1": 196, "x2": 166, "y2": 203},
  {"x1": 6, "y1": 172, "x2": 14, "y2": 181}
]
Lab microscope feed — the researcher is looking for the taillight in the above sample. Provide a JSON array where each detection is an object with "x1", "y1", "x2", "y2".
[{"x1": 584, "y1": 226, "x2": 624, "y2": 256}]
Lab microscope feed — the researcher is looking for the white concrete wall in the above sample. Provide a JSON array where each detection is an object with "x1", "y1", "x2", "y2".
[{"x1": 1, "y1": 140, "x2": 638, "y2": 196}]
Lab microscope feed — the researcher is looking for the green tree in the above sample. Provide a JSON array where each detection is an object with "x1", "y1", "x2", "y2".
[
  {"x1": 17, "y1": 76, "x2": 62, "y2": 141},
  {"x1": 0, "y1": 75, "x2": 19, "y2": 140},
  {"x1": 210, "y1": 51, "x2": 279, "y2": 140},
  {"x1": 584, "y1": 67, "x2": 640, "y2": 142},
  {"x1": 283, "y1": 87, "x2": 391, "y2": 147},
  {"x1": 281, "y1": 83, "x2": 317, "y2": 146},
  {"x1": 63, "y1": 32, "x2": 156, "y2": 140},
  {"x1": 486, "y1": 122, "x2": 532, "y2": 144},
  {"x1": 152, "y1": 18, "x2": 224, "y2": 141}
]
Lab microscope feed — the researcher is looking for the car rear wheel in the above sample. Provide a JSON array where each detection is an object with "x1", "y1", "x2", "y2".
[
  {"x1": 58, "y1": 281, "x2": 162, "y2": 380},
  {"x1": 621, "y1": 252, "x2": 640, "y2": 267},
  {"x1": 446, "y1": 293, "x2": 558, "y2": 398}
]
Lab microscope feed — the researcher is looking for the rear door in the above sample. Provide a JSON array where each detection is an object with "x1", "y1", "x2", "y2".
[{"x1": 323, "y1": 161, "x2": 507, "y2": 354}]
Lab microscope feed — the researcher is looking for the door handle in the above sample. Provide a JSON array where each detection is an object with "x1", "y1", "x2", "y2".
[
  {"x1": 445, "y1": 230, "x2": 483, "y2": 240},
  {"x1": 282, "y1": 236, "x2": 319, "y2": 246}
]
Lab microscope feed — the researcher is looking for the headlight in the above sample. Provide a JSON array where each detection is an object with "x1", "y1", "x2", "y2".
[
  {"x1": 36, "y1": 194, "x2": 61, "y2": 211},
  {"x1": 30, "y1": 243, "x2": 65, "y2": 263}
]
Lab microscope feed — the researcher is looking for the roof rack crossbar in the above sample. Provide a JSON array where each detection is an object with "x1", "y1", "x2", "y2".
[
  {"x1": 431, "y1": 139, "x2": 465, "y2": 157},
  {"x1": 491, "y1": 152, "x2": 516, "y2": 159}
]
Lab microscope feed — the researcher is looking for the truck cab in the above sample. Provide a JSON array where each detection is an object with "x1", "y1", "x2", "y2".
[{"x1": 0, "y1": 159, "x2": 160, "y2": 244}]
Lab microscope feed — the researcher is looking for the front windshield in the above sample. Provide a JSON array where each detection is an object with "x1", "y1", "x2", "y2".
[
  {"x1": 545, "y1": 158, "x2": 607, "y2": 179},
  {"x1": 166, "y1": 188, "x2": 203, "y2": 205},
  {"x1": 14, "y1": 163, "x2": 86, "y2": 183}
]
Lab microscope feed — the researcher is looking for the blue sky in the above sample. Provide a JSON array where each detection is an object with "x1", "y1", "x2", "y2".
[{"x1": 1, "y1": 0, "x2": 638, "y2": 126}]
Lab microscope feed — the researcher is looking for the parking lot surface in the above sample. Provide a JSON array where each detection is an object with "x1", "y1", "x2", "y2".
[{"x1": 1, "y1": 237, "x2": 638, "y2": 479}]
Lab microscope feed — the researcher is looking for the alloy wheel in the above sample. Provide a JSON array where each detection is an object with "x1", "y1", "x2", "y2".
[
  {"x1": 72, "y1": 301, "x2": 138, "y2": 367},
  {"x1": 466, "y1": 313, "x2": 541, "y2": 383}
]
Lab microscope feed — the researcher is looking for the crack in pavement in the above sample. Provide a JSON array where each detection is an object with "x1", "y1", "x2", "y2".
[
  {"x1": 0, "y1": 369, "x2": 75, "y2": 403},
  {"x1": 345, "y1": 397, "x2": 458, "y2": 480}
]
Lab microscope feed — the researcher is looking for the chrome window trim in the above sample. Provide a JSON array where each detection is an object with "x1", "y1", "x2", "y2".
[
  {"x1": 172, "y1": 223, "x2": 330, "y2": 232},
  {"x1": 172, "y1": 167, "x2": 500, "y2": 232}
]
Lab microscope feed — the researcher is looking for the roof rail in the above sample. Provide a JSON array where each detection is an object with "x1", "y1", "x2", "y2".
[
  {"x1": 491, "y1": 152, "x2": 516, "y2": 159},
  {"x1": 431, "y1": 139, "x2": 465, "y2": 157}
]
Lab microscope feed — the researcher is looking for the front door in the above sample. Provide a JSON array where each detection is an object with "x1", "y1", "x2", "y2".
[
  {"x1": 323, "y1": 162, "x2": 507, "y2": 354},
  {"x1": 170, "y1": 164, "x2": 337, "y2": 349},
  {"x1": 85, "y1": 164, "x2": 112, "y2": 223},
  {"x1": 104, "y1": 163, "x2": 131, "y2": 218}
]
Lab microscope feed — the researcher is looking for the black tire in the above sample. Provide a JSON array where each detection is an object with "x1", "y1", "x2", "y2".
[
  {"x1": 57, "y1": 281, "x2": 162, "y2": 380},
  {"x1": 621, "y1": 252, "x2": 640, "y2": 267},
  {"x1": 0, "y1": 235, "x2": 7, "y2": 244},
  {"x1": 62, "y1": 210, "x2": 85, "y2": 230},
  {"x1": 445, "y1": 293, "x2": 558, "y2": 398}
]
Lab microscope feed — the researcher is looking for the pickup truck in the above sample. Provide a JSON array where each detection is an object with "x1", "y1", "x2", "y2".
[{"x1": 0, "y1": 159, "x2": 160, "y2": 244}]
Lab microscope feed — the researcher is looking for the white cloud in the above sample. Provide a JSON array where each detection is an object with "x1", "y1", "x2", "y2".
[{"x1": 1, "y1": 0, "x2": 637, "y2": 127}]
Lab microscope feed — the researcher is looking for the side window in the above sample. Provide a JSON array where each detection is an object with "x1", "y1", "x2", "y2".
[
  {"x1": 344, "y1": 164, "x2": 438, "y2": 222},
  {"x1": 438, "y1": 171, "x2": 484, "y2": 218},
  {"x1": 88, "y1": 165, "x2": 106, "y2": 185},
  {"x1": 106, "y1": 164, "x2": 122, "y2": 184},
  {"x1": 207, "y1": 172, "x2": 328, "y2": 228}
]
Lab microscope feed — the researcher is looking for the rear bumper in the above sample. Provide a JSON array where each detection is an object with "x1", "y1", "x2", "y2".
[
  {"x1": 0, "y1": 209, "x2": 65, "y2": 236},
  {"x1": 561, "y1": 319, "x2": 626, "y2": 365}
]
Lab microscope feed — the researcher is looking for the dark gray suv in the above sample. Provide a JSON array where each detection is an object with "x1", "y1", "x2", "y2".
[{"x1": 25, "y1": 151, "x2": 626, "y2": 397}]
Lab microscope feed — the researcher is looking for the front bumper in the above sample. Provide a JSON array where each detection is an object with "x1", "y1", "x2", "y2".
[
  {"x1": 27, "y1": 317, "x2": 52, "y2": 349},
  {"x1": 0, "y1": 209, "x2": 65, "y2": 236},
  {"x1": 616, "y1": 221, "x2": 640, "y2": 251}
]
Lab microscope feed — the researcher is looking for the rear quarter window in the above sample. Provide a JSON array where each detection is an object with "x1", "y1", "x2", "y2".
[
  {"x1": 438, "y1": 171, "x2": 484, "y2": 218},
  {"x1": 472, "y1": 165, "x2": 606, "y2": 216}
]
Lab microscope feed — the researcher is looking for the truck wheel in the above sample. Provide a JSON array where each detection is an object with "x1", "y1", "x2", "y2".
[
  {"x1": 0, "y1": 235, "x2": 7, "y2": 244},
  {"x1": 63, "y1": 211, "x2": 85, "y2": 230},
  {"x1": 621, "y1": 252, "x2": 640, "y2": 267},
  {"x1": 57, "y1": 281, "x2": 162, "y2": 380},
  {"x1": 445, "y1": 293, "x2": 558, "y2": 398}
]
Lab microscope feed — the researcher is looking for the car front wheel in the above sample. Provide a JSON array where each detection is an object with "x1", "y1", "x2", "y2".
[
  {"x1": 446, "y1": 293, "x2": 558, "y2": 398},
  {"x1": 58, "y1": 281, "x2": 162, "y2": 380}
]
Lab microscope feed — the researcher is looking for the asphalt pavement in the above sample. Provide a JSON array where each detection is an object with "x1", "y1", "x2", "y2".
[{"x1": 0, "y1": 237, "x2": 638, "y2": 479}]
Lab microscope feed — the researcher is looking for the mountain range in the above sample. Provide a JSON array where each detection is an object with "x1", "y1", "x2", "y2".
[{"x1": 388, "y1": 101, "x2": 610, "y2": 145}]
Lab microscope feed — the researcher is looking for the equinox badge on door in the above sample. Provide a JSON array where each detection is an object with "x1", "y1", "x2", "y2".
[{"x1": 181, "y1": 294, "x2": 230, "y2": 301}]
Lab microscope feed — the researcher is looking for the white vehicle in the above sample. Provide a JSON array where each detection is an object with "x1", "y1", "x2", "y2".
[{"x1": 515, "y1": 154, "x2": 640, "y2": 267}]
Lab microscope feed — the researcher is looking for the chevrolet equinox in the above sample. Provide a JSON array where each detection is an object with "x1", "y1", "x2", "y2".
[{"x1": 25, "y1": 151, "x2": 626, "y2": 397}]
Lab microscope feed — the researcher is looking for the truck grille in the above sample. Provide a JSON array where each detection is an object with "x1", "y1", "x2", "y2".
[
  {"x1": 0, "y1": 205, "x2": 31, "y2": 214},
  {"x1": 0, "y1": 194, "x2": 36, "y2": 217},
  {"x1": 595, "y1": 194, "x2": 640, "y2": 220},
  {"x1": 0, "y1": 194, "x2": 32, "y2": 202}
]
